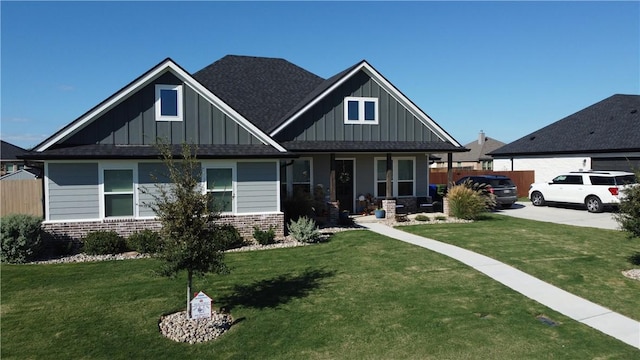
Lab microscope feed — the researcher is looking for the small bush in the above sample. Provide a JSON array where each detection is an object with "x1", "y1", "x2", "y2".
[
  {"x1": 83, "y1": 231, "x2": 127, "y2": 255},
  {"x1": 415, "y1": 214, "x2": 430, "y2": 222},
  {"x1": 447, "y1": 183, "x2": 488, "y2": 220},
  {"x1": 434, "y1": 215, "x2": 448, "y2": 221},
  {"x1": 127, "y1": 229, "x2": 162, "y2": 254},
  {"x1": 215, "y1": 224, "x2": 246, "y2": 250},
  {"x1": 282, "y1": 190, "x2": 314, "y2": 226},
  {"x1": 614, "y1": 171, "x2": 640, "y2": 239},
  {"x1": 288, "y1": 216, "x2": 320, "y2": 243},
  {"x1": 253, "y1": 226, "x2": 276, "y2": 245},
  {"x1": 1, "y1": 214, "x2": 43, "y2": 263},
  {"x1": 628, "y1": 252, "x2": 640, "y2": 266}
]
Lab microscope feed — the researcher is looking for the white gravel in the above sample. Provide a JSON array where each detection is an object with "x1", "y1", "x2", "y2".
[
  {"x1": 622, "y1": 269, "x2": 640, "y2": 281},
  {"x1": 158, "y1": 310, "x2": 233, "y2": 344}
]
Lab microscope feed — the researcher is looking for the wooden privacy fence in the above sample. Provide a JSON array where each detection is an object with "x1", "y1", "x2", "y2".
[
  {"x1": 0, "y1": 179, "x2": 44, "y2": 218},
  {"x1": 429, "y1": 170, "x2": 534, "y2": 198}
]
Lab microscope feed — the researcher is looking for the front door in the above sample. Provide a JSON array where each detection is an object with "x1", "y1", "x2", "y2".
[{"x1": 335, "y1": 159, "x2": 354, "y2": 213}]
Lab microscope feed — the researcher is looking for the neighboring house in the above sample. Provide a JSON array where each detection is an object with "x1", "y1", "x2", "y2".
[
  {"x1": 0, "y1": 168, "x2": 41, "y2": 181},
  {"x1": 22, "y1": 55, "x2": 466, "y2": 241},
  {"x1": 431, "y1": 131, "x2": 505, "y2": 170},
  {"x1": 490, "y1": 94, "x2": 640, "y2": 183},
  {"x1": 1, "y1": 140, "x2": 28, "y2": 176}
]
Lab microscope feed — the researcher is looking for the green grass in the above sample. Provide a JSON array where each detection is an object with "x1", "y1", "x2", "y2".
[
  {"x1": 401, "y1": 214, "x2": 640, "y2": 321},
  {"x1": 2, "y1": 230, "x2": 638, "y2": 359}
]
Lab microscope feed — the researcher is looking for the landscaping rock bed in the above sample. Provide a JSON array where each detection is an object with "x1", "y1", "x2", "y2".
[
  {"x1": 159, "y1": 310, "x2": 233, "y2": 344},
  {"x1": 622, "y1": 269, "x2": 640, "y2": 281}
]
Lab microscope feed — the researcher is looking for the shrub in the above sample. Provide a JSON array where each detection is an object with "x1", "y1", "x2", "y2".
[
  {"x1": 447, "y1": 184, "x2": 488, "y2": 220},
  {"x1": 253, "y1": 226, "x2": 276, "y2": 245},
  {"x1": 215, "y1": 224, "x2": 246, "y2": 250},
  {"x1": 82, "y1": 231, "x2": 127, "y2": 255},
  {"x1": 282, "y1": 191, "x2": 314, "y2": 225},
  {"x1": 288, "y1": 216, "x2": 320, "y2": 243},
  {"x1": 415, "y1": 214, "x2": 430, "y2": 222},
  {"x1": 459, "y1": 179, "x2": 498, "y2": 210},
  {"x1": 628, "y1": 252, "x2": 640, "y2": 266},
  {"x1": 127, "y1": 229, "x2": 162, "y2": 254},
  {"x1": 1, "y1": 214, "x2": 43, "y2": 263},
  {"x1": 614, "y1": 171, "x2": 640, "y2": 239},
  {"x1": 434, "y1": 215, "x2": 448, "y2": 221}
]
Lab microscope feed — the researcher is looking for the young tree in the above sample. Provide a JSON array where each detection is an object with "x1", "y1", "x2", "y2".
[
  {"x1": 142, "y1": 142, "x2": 228, "y2": 318},
  {"x1": 614, "y1": 171, "x2": 640, "y2": 239}
]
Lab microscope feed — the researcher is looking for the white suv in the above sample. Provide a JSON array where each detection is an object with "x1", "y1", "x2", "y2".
[{"x1": 529, "y1": 171, "x2": 637, "y2": 213}]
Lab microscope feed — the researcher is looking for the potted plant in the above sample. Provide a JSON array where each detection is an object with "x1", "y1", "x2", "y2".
[{"x1": 374, "y1": 208, "x2": 386, "y2": 219}]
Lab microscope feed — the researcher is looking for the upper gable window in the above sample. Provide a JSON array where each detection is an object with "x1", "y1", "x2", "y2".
[
  {"x1": 344, "y1": 97, "x2": 378, "y2": 124},
  {"x1": 155, "y1": 84, "x2": 183, "y2": 121}
]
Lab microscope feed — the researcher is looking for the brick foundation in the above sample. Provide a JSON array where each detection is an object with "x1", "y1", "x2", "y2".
[{"x1": 42, "y1": 213, "x2": 285, "y2": 244}]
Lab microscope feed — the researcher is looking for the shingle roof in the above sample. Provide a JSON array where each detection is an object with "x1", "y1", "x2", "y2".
[
  {"x1": 1, "y1": 140, "x2": 28, "y2": 161},
  {"x1": 281, "y1": 141, "x2": 467, "y2": 153},
  {"x1": 434, "y1": 135, "x2": 505, "y2": 162},
  {"x1": 490, "y1": 94, "x2": 640, "y2": 156},
  {"x1": 193, "y1": 55, "x2": 325, "y2": 134},
  {"x1": 21, "y1": 144, "x2": 294, "y2": 160}
]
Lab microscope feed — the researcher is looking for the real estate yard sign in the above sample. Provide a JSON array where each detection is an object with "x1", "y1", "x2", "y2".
[{"x1": 190, "y1": 291, "x2": 212, "y2": 319}]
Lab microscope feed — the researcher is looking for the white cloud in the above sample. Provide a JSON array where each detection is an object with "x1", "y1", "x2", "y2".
[
  {"x1": 57, "y1": 84, "x2": 75, "y2": 92},
  {"x1": 0, "y1": 133, "x2": 48, "y2": 149}
]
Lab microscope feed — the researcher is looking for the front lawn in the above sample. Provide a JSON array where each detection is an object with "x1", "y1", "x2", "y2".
[
  {"x1": 401, "y1": 214, "x2": 640, "y2": 321},
  {"x1": 2, "y1": 230, "x2": 638, "y2": 359}
]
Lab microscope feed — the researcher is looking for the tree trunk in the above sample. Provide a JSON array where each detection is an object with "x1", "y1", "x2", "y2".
[{"x1": 187, "y1": 271, "x2": 193, "y2": 318}]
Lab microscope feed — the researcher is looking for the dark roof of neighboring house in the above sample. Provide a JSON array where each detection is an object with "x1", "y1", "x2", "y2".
[
  {"x1": 490, "y1": 94, "x2": 640, "y2": 156},
  {"x1": 1, "y1": 140, "x2": 29, "y2": 161},
  {"x1": 20, "y1": 144, "x2": 295, "y2": 160},
  {"x1": 193, "y1": 55, "x2": 325, "y2": 134},
  {"x1": 281, "y1": 140, "x2": 467, "y2": 153}
]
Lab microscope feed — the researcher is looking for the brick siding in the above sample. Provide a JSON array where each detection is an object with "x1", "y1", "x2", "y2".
[{"x1": 42, "y1": 213, "x2": 284, "y2": 244}]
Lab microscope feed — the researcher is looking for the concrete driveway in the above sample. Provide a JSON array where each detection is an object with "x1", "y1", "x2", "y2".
[{"x1": 496, "y1": 202, "x2": 620, "y2": 230}]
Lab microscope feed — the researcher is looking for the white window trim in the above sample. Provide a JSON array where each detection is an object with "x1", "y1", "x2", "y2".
[
  {"x1": 99, "y1": 162, "x2": 138, "y2": 219},
  {"x1": 286, "y1": 157, "x2": 313, "y2": 197},
  {"x1": 374, "y1": 156, "x2": 416, "y2": 198},
  {"x1": 202, "y1": 162, "x2": 236, "y2": 215},
  {"x1": 344, "y1": 96, "x2": 379, "y2": 125},
  {"x1": 155, "y1": 84, "x2": 183, "y2": 121}
]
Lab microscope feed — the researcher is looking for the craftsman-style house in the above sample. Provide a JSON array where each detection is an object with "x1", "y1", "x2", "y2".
[{"x1": 23, "y1": 55, "x2": 466, "y2": 240}]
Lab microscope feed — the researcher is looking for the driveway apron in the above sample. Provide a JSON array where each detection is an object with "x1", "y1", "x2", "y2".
[{"x1": 361, "y1": 222, "x2": 640, "y2": 350}]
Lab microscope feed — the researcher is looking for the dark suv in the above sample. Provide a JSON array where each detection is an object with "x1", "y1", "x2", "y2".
[{"x1": 455, "y1": 175, "x2": 518, "y2": 208}]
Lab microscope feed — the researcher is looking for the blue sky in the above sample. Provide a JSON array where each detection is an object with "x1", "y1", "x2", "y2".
[{"x1": 1, "y1": 1, "x2": 639, "y2": 149}]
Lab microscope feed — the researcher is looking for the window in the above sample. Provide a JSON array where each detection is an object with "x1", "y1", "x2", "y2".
[
  {"x1": 375, "y1": 157, "x2": 415, "y2": 197},
  {"x1": 103, "y1": 169, "x2": 134, "y2": 217},
  {"x1": 344, "y1": 97, "x2": 378, "y2": 124},
  {"x1": 155, "y1": 84, "x2": 183, "y2": 121},
  {"x1": 206, "y1": 168, "x2": 233, "y2": 212},
  {"x1": 292, "y1": 159, "x2": 311, "y2": 195},
  {"x1": 553, "y1": 175, "x2": 583, "y2": 185}
]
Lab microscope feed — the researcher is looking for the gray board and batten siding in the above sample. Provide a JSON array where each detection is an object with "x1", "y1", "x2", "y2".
[
  {"x1": 47, "y1": 163, "x2": 100, "y2": 220},
  {"x1": 236, "y1": 161, "x2": 279, "y2": 213},
  {"x1": 275, "y1": 71, "x2": 440, "y2": 143},
  {"x1": 62, "y1": 72, "x2": 263, "y2": 147}
]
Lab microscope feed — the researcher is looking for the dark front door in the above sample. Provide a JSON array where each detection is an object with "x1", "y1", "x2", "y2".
[{"x1": 335, "y1": 159, "x2": 354, "y2": 213}]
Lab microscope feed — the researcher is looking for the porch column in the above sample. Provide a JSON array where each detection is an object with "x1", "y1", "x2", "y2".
[
  {"x1": 329, "y1": 153, "x2": 336, "y2": 202},
  {"x1": 386, "y1": 153, "x2": 392, "y2": 199},
  {"x1": 447, "y1": 152, "x2": 453, "y2": 188},
  {"x1": 328, "y1": 153, "x2": 339, "y2": 225}
]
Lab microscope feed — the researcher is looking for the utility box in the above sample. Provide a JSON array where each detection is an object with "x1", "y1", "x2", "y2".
[{"x1": 190, "y1": 291, "x2": 212, "y2": 320}]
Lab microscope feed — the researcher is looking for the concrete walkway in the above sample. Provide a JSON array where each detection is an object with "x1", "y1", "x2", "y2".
[{"x1": 360, "y1": 222, "x2": 640, "y2": 350}]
